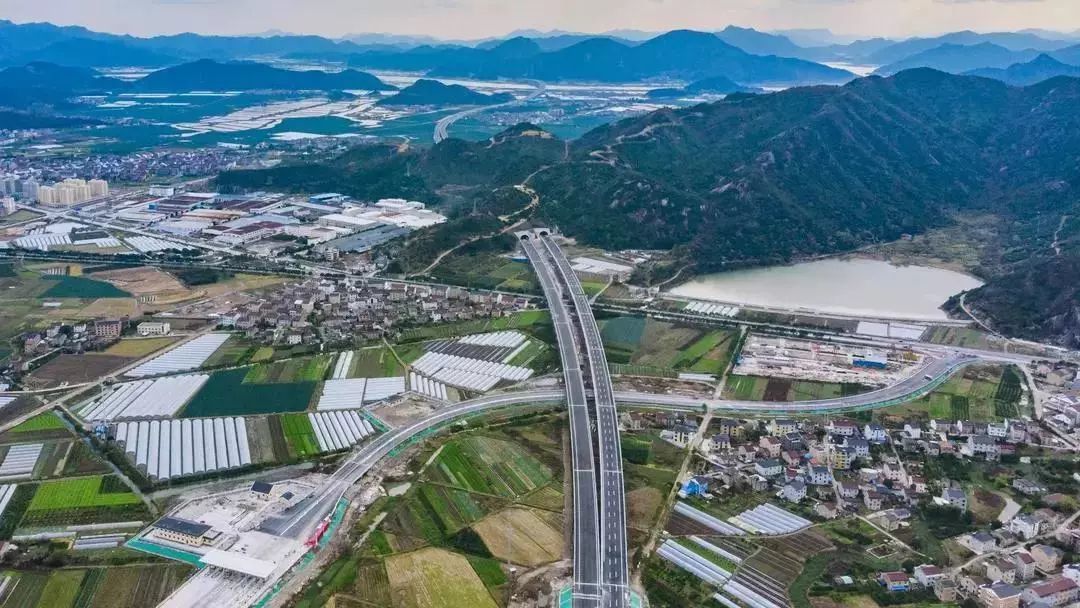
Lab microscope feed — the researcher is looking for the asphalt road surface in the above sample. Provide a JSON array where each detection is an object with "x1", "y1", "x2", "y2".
[
  {"x1": 522, "y1": 237, "x2": 603, "y2": 606},
  {"x1": 538, "y1": 236, "x2": 630, "y2": 608}
]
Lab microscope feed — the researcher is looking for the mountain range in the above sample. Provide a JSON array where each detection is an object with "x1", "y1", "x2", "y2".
[
  {"x1": 130, "y1": 59, "x2": 390, "y2": 92},
  {"x1": 0, "y1": 60, "x2": 390, "y2": 109},
  {"x1": 6, "y1": 19, "x2": 1080, "y2": 88},
  {"x1": 216, "y1": 69, "x2": 1080, "y2": 347},
  {"x1": 967, "y1": 54, "x2": 1080, "y2": 85},
  {"x1": 419, "y1": 31, "x2": 854, "y2": 84}
]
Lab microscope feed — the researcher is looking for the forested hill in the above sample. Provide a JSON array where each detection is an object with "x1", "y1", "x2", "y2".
[{"x1": 216, "y1": 70, "x2": 1080, "y2": 347}]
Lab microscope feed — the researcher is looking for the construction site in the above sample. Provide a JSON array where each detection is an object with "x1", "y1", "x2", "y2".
[{"x1": 733, "y1": 334, "x2": 921, "y2": 387}]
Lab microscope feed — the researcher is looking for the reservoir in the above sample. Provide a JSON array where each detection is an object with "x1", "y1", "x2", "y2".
[{"x1": 669, "y1": 258, "x2": 983, "y2": 320}]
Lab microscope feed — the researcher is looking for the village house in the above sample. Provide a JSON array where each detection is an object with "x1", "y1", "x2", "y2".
[
  {"x1": 759, "y1": 436, "x2": 782, "y2": 458},
  {"x1": 783, "y1": 480, "x2": 807, "y2": 502},
  {"x1": 1031, "y1": 544, "x2": 1065, "y2": 572},
  {"x1": 913, "y1": 564, "x2": 945, "y2": 587},
  {"x1": 1009, "y1": 514, "x2": 1042, "y2": 540},
  {"x1": 985, "y1": 559, "x2": 1018, "y2": 584},
  {"x1": 1021, "y1": 578, "x2": 1079, "y2": 607},
  {"x1": 981, "y1": 583, "x2": 1022, "y2": 608},
  {"x1": 755, "y1": 458, "x2": 782, "y2": 478},
  {"x1": 864, "y1": 423, "x2": 888, "y2": 443}
]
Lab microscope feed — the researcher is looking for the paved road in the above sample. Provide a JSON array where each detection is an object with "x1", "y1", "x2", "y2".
[
  {"x1": 537, "y1": 236, "x2": 630, "y2": 608},
  {"x1": 260, "y1": 390, "x2": 564, "y2": 539},
  {"x1": 521, "y1": 237, "x2": 603, "y2": 607},
  {"x1": 433, "y1": 81, "x2": 545, "y2": 143},
  {"x1": 258, "y1": 348, "x2": 977, "y2": 546}
]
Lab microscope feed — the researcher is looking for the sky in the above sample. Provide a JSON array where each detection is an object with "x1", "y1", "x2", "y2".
[{"x1": 2, "y1": 0, "x2": 1080, "y2": 40}]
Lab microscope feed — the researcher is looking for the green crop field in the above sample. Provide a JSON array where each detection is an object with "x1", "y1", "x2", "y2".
[
  {"x1": 725, "y1": 375, "x2": 769, "y2": 400},
  {"x1": 382, "y1": 483, "x2": 496, "y2": 544},
  {"x1": 428, "y1": 437, "x2": 552, "y2": 498},
  {"x1": 201, "y1": 335, "x2": 257, "y2": 368},
  {"x1": 8, "y1": 412, "x2": 65, "y2": 433},
  {"x1": 674, "y1": 329, "x2": 738, "y2": 375},
  {"x1": 398, "y1": 311, "x2": 551, "y2": 342},
  {"x1": 36, "y1": 569, "x2": 85, "y2": 608},
  {"x1": 0, "y1": 572, "x2": 48, "y2": 608},
  {"x1": 879, "y1": 364, "x2": 1025, "y2": 421},
  {"x1": 600, "y1": 316, "x2": 646, "y2": 348},
  {"x1": 348, "y1": 347, "x2": 403, "y2": 377},
  {"x1": 180, "y1": 369, "x2": 317, "y2": 417},
  {"x1": 280, "y1": 413, "x2": 320, "y2": 458},
  {"x1": 243, "y1": 355, "x2": 332, "y2": 383},
  {"x1": 41, "y1": 276, "x2": 131, "y2": 299},
  {"x1": 29, "y1": 475, "x2": 140, "y2": 510}
]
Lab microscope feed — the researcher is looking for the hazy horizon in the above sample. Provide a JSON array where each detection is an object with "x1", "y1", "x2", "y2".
[{"x1": 2, "y1": 0, "x2": 1079, "y2": 42}]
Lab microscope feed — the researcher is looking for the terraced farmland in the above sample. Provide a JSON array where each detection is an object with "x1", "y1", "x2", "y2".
[{"x1": 428, "y1": 437, "x2": 552, "y2": 498}]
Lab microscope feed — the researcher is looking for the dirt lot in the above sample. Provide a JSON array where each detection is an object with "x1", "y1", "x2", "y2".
[
  {"x1": 26, "y1": 354, "x2": 132, "y2": 388},
  {"x1": 91, "y1": 267, "x2": 200, "y2": 304},
  {"x1": 626, "y1": 486, "x2": 663, "y2": 532},
  {"x1": 75, "y1": 298, "x2": 139, "y2": 318},
  {"x1": 474, "y1": 507, "x2": 563, "y2": 566}
]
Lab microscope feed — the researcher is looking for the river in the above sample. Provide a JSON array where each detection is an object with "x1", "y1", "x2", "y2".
[{"x1": 668, "y1": 258, "x2": 983, "y2": 320}]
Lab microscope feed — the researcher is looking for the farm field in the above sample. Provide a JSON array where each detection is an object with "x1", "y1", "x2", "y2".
[
  {"x1": 89, "y1": 266, "x2": 198, "y2": 303},
  {"x1": 381, "y1": 483, "x2": 498, "y2": 545},
  {"x1": 11, "y1": 564, "x2": 198, "y2": 608},
  {"x1": 19, "y1": 474, "x2": 149, "y2": 527},
  {"x1": 179, "y1": 368, "x2": 317, "y2": 417},
  {"x1": 102, "y1": 337, "x2": 179, "y2": 358},
  {"x1": 35, "y1": 569, "x2": 84, "y2": 608},
  {"x1": 0, "y1": 209, "x2": 42, "y2": 225},
  {"x1": 427, "y1": 436, "x2": 552, "y2": 499},
  {"x1": 243, "y1": 355, "x2": 333, "y2": 383},
  {"x1": 87, "y1": 564, "x2": 193, "y2": 608},
  {"x1": 6, "y1": 412, "x2": 65, "y2": 433},
  {"x1": 200, "y1": 335, "x2": 259, "y2": 368},
  {"x1": 398, "y1": 311, "x2": 550, "y2": 342},
  {"x1": 385, "y1": 547, "x2": 499, "y2": 608},
  {"x1": 348, "y1": 347, "x2": 404, "y2": 378},
  {"x1": 40, "y1": 276, "x2": 131, "y2": 299},
  {"x1": 600, "y1": 315, "x2": 727, "y2": 371},
  {"x1": 472, "y1": 507, "x2": 562, "y2": 566},
  {"x1": 674, "y1": 329, "x2": 738, "y2": 375},
  {"x1": 723, "y1": 375, "x2": 868, "y2": 402},
  {"x1": 25, "y1": 354, "x2": 131, "y2": 388},
  {"x1": 279, "y1": 413, "x2": 320, "y2": 459},
  {"x1": 922, "y1": 326, "x2": 1000, "y2": 351},
  {"x1": 429, "y1": 252, "x2": 538, "y2": 293},
  {"x1": 878, "y1": 364, "x2": 1025, "y2": 421}
]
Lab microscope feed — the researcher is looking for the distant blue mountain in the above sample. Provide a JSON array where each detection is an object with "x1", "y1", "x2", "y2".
[
  {"x1": 408, "y1": 30, "x2": 853, "y2": 85},
  {"x1": 131, "y1": 59, "x2": 391, "y2": 92},
  {"x1": 9, "y1": 38, "x2": 176, "y2": 67},
  {"x1": 967, "y1": 54, "x2": 1080, "y2": 85},
  {"x1": 875, "y1": 42, "x2": 1040, "y2": 75}
]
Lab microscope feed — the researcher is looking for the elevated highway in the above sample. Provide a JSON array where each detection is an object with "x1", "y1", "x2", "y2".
[
  {"x1": 258, "y1": 349, "x2": 977, "y2": 566},
  {"x1": 521, "y1": 236, "x2": 604, "y2": 606},
  {"x1": 536, "y1": 235, "x2": 630, "y2": 608}
]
